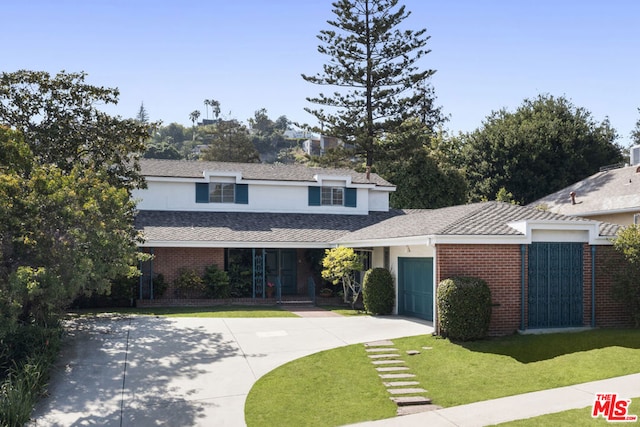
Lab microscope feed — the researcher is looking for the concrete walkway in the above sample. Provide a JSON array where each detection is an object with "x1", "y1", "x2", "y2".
[
  {"x1": 29, "y1": 314, "x2": 640, "y2": 427},
  {"x1": 351, "y1": 373, "x2": 640, "y2": 426},
  {"x1": 30, "y1": 314, "x2": 434, "y2": 426}
]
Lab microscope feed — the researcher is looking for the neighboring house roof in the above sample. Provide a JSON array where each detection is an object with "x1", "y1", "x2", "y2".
[
  {"x1": 139, "y1": 159, "x2": 394, "y2": 187},
  {"x1": 335, "y1": 201, "x2": 618, "y2": 243},
  {"x1": 136, "y1": 202, "x2": 619, "y2": 248},
  {"x1": 530, "y1": 165, "x2": 640, "y2": 216}
]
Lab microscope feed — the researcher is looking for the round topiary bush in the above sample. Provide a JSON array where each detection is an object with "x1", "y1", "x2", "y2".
[
  {"x1": 436, "y1": 276, "x2": 492, "y2": 341},
  {"x1": 363, "y1": 267, "x2": 395, "y2": 315}
]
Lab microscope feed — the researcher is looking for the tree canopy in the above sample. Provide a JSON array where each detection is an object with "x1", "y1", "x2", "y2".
[
  {"x1": 0, "y1": 70, "x2": 151, "y2": 325},
  {"x1": 457, "y1": 94, "x2": 623, "y2": 205},
  {"x1": 0, "y1": 70, "x2": 152, "y2": 190},
  {"x1": 200, "y1": 119, "x2": 260, "y2": 163},
  {"x1": 302, "y1": 0, "x2": 442, "y2": 170}
]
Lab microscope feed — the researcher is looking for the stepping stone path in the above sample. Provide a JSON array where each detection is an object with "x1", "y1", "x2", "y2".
[{"x1": 364, "y1": 340, "x2": 441, "y2": 416}]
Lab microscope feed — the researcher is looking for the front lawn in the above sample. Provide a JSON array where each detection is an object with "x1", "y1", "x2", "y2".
[
  {"x1": 498, "y1": 396, "x2": 640, "y2": 426},
  {"x1": 245, "y1": 329, "x2": 640, "y2": 427},
  {"x1": 69, "y1": 305, "x2": 298, "y2": 318}
]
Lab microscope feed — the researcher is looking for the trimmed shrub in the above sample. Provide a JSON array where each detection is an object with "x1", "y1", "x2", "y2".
[
  {"x1": 203, "y1": 264, "x2": 230, "y2": 298},
  {"x1": 173, "y1": 268, "x2": 206, "y2": 298},
  {"x1": 437, "y1": 276, "x2": 492, "y2": 341},
  {"x1": 362, "y1": 268, "x2": 395, "y2": 315}
]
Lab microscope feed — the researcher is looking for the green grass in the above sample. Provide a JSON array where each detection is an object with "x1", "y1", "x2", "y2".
[
  {"x1": 497, "y1": 396, "x2": 640, "y2": 426},
  {"x1": 245, "y1": 329, "x2": 640, "y2": 426},
  {"x1": 69, "y1": 305, "x2": 298, "y2": 318},
  {"x1": 245, "y1": 344, "x2": 396, "y2": 426},
  {"x1": 320, "y1": 305, "x2": 369, "y2": 316}
]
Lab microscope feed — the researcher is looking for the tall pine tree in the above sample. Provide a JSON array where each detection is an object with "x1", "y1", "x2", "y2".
[{"x1": 302, "y1": 0, "x2": 440, "y2": 172}]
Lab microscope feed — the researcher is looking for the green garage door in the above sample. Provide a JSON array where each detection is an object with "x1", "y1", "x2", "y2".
[
  {"x1": 528, "y1": 242, "x2": 583, "y2": 328},
  {"x1": 398, "y1": 257, "x2": 434, "y2": 321}
]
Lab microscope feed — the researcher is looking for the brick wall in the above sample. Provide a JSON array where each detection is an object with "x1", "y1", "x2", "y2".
[
  {"x1": 436, "y1": 243, "x2": 633, "y2": 337},
  {"x1": 149, "y1": 247, "x2": 224, "y2": 284},
  {"x1": 594, "y1": 245, "x2": 633, "y2": 327},
  {"x1": 436, "y1": 244, "x2": 523, "y2": 336}
]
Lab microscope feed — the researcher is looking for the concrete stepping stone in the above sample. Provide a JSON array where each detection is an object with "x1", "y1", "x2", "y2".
[
  {"x1": 371, "y1": 360, "x2": 405, "y2": 365},
  {"x1": 379, "y1": 373, "x2": 416, "y2": 379},
  {"x1": 406, "y1": 350, "x2": 420, "y2": 356},
  {"x1": 376, "y1": 366, "x2": 410, "y2": 372},
  {"x1": 368, "y1": 353, "x2": 400, "y2": 359},
  {"x1": 388, "y1": 387, "x2": 427, "y2": 395},
  {"x1": 391, "y1": 396, "x2": 432, "y2": 406},
  {"x1": 422, "y1": 346, "x2": 433, "y2": 350},
  {"x1": 383, "y1": 381, "x2": 420, "y2": 387},
  {"x1": 365, "y1": 347, "x2": 398, "y2": 353},
  {"x1": 365, "y1": 340, "x2": 394, "y2": 347}
]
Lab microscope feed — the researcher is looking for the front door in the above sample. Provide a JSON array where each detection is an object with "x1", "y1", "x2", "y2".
[{"x1": 266, "y1": 249, "x2": 297, "y2": 295}]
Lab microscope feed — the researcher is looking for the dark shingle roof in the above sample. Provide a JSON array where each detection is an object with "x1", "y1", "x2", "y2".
[
  {"x1": 135, "y1": 210, "x2": 401, "y2": 244},
  {"x1": 139, "y1": 159, "x2": 394, "y2": 187},
  {"x1": 336, "y1": 202, "x2": 620, "y2": 243},
  {"x1": 136, "y1": 202, "x2": 620, "y2": 246}
]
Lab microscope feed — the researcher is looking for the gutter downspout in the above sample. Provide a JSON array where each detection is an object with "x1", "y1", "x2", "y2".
[
  {"x1": 521, "y1": 244, "x2": 526, "y2": 331},
  {"x1": 591, "y1": 246, "x2": 596, "y2": 328}
]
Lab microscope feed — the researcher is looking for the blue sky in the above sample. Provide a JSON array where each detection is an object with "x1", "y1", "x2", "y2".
[{"x1": 4, "y1": 1, "x2": 640, "y2": 146}]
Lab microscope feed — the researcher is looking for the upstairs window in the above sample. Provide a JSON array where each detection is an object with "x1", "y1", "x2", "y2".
[
  {"x1": 196, "y1": 183, "x2": 248, "y2": 204},
  {"x1": 321, "y1": 186, "x2": 344, "y2": 206},
  {"x1": 308, "y1": 186, "x2": 356, "y2": 208},
  {"x1": 210, "y1": 183, "x2": 235, "y2": 203}
]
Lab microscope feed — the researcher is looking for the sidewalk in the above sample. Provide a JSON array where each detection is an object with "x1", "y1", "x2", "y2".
[{"x1": 351, "y1": 373, "x2": 640, "y2": 426}]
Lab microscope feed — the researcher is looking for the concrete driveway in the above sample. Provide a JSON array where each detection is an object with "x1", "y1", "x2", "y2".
[{"x1": 30, "y1": 313, "x2": 433, "y2": 426}]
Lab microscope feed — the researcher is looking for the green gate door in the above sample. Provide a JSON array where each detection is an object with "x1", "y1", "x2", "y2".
[
  {"x1": 528, "y1": 242, "x2": 583, "y2": 328},
  {"x1": 398, "y1": 257, "x2": 433, "y2": 321}
]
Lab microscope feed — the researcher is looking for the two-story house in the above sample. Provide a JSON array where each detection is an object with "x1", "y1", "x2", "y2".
[{"x1": 134, "y1": 159, "x2": 630, "y2": 335}]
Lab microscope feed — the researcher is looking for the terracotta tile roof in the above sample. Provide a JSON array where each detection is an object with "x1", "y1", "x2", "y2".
[{"x1": 139, "y1": 159, "x2": 394, "y2": 187}]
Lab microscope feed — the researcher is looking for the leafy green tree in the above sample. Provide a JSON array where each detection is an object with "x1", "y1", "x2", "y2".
[
  {"x1": 374, "y1": 119, "x2": 467, "y2": 208},
  {"x1": 144, "y1": 141, "x2": 182, "y2": 159},
  {"x1": 0, "y1": 71, "x2": 150, "y2": 324},
  {"x1": 302, "y1": 0, "x2": 442, "y2": 171},
  {"x1": 200, "y1": 119, "x2": 260, "y2": 163},
  {"x1": 321, "y1": 247, "x2": 363, "y2": 307},
  {"x1": 0, "y1": 70, "x2": 152, "y2": 190},
  {"x1": 459, "y1": 94, "x2": 623, "y2": 205},
  {"x1": 611, "y1": 224, "x2": 640, "y2": 327},
  {"x1": 0, "y1": 128, "x2": 142, "y2": 324}
]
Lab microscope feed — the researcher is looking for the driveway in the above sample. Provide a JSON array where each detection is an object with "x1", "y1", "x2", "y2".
[{"x1": 30, "y1": 313, "x2": 434, "y2": 426}]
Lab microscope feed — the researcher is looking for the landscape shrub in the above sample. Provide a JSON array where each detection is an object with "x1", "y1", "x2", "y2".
[
  {"x1": 0, "y1": 324, "x2": 62, "y2": 427},
  {"x1": 173, "y1": 268, "x2": 206, "y2": 298},
  {"x1": 362, "y1": 268, "x2": 395, "y2": 315},
  {"x1": 437, "y1": 276, "x2": 492, "y2": 341},
  {"x1": 203, "y1": 264, "x2": 230, "y2": 298}
]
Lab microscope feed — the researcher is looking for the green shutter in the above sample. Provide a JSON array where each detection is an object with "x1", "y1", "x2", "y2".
[
  {"x1": 195, "y1": 183, "x2": 209, "y2": 203},
  {"x1": 235, "y1": 184, "x2": 248, "y2": 204},
  {"x1": 308, "y1": 186, "x2": 321, "y2": 206},
  {"x1": 345, "y1": 188, "x2": 357, "y2": 207}
]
